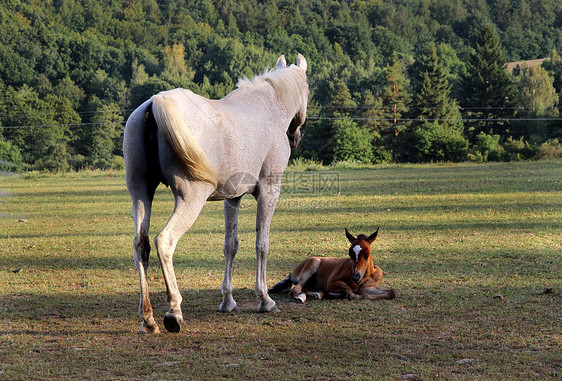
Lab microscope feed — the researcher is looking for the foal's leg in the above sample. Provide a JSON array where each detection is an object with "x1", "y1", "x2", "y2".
[
  {"x1": 154, "y1": 181, "x2": 213, "y2": 332},
  {"x1": 254, "y1": 189, "x2": 281, "y2": 313},
  {"x1": 359, "y1": 277, "x2": 397, "y2": 299},
  {"x1": 360, "y1": 286, "x2": 398, "y2": 300},
  {"x1": 220, "y1": 197, "x2": 242, "y2": 312},
  {"x1": 289, "y1": 258, "x2": 320, "y2": 303}
]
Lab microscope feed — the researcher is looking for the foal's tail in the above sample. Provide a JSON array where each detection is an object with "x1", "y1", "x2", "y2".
[
  {"x1": 151, "y1": 94, "x2": 218, "y2": 187},
  {"x1": 269, "y1": 274, "x2": 294, "y2": 294}
]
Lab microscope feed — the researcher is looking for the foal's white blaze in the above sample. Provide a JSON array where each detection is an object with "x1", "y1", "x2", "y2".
[{"x1": 352, "y1": 245, "x2": 362, "y2": 261}]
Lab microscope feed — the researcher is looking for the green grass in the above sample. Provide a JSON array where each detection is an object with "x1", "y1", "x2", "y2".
[{"x1": 0, "y1": 161, "x2": 560, "y2": 380}]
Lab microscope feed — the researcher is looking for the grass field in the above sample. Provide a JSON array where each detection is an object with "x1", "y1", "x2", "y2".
[{"x1": 0, "y1": 160, "x2": 560, "y2": 380}]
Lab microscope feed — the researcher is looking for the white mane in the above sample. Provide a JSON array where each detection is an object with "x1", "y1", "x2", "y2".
[{"x1": 236, "y1": 65, "x2": 307, "y2": 113}]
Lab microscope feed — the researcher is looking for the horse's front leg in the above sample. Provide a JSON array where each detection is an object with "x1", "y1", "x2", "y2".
[
  {"x1": 220, "y1": 197, "x2": 242, "y2": 313},
  {"x1": 358, "y1": 276, "x2": 397, "y2": 299},
  {"x1": 154, "y1": 183, "x2": 212, "y2": 332},
  {"x1": 360, "y1": 285, "x2": 398, "y2": 299},
  {"x1": 327, "y1": 280, "x2": 359, "y2": 300},
  {"x1": 254, "y1": 188, "x2": 281, "y2": 313}
]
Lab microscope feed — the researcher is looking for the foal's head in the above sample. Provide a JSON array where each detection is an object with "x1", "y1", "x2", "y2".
[{"x1": 345, "y1": 228, "x2": 379, "y2": 283}]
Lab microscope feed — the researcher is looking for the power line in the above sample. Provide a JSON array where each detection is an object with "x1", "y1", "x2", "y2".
[
  {"x1": 0, "y1": 121, "x2": 126, "y2": 129},
  {"x1": 2, "y1": 116, "x2": 562, "y2": 130},
  {"x1": 1, "y1": 105, "x2": 558, "y2": 121},
  {"x1": 308, "y1": 116, "x2": 562, "y2": 122},
  {"x1": 0, "y1": 109, "x2": 135, "y2": 118},
  {"x1": 308, "y1": 105, "x2": 562, "y2": 111}
]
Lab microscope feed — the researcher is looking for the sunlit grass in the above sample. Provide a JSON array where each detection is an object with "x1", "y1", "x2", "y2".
[{"x1": 0, "y1": 160, "x2": 560, "y2": 380}]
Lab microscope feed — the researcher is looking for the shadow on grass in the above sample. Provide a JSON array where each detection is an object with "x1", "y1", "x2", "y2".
[
  {"x1": 1, "y1": 283, "x2": 559, "y2": 336},
  {"x1": 0, "y1": 288, "x2": 300, "y2": 336},
  {"x1": 2, "y1": 214, "x2": 560, "y2": 241},
  {"x1": 2, "y1": 242, "x2": 559, "y2": 279}
]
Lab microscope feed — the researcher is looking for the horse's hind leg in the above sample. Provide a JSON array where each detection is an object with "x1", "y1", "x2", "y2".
[
  {"x1": 289, "y1": 258, "x2": 320, "y2": 303},
  {"x1": 220, "y1": 197, "x2": 242, "y2": 313},
  {"x1": 130, "y1": 187, "x2": 160, "y2": 334},
  {"x1": 154, "y1": 181, "x2": 213, "y2": 333}
]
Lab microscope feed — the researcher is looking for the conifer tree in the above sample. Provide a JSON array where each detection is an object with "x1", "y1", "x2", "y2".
[
  {"x1": 414, "y1": 44, "x2": 463, "y2": 130},
  {"x1": 411, "y1": 43, "x2": 467, "y2": 162},
  {"x1": 299, "y1": 79, "x2": 357, "y2": 163},
  {"x1": 461, "y1": 24, "x2": 516, "y2": 142},
  {"x1": 368, "y1": 58, "x2": 410, "y2": 162}
]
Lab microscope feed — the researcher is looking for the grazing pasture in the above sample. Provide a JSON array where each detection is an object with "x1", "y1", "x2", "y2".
[{"x1": 0, "y1": 160, "x2": 560, "y2": 380}]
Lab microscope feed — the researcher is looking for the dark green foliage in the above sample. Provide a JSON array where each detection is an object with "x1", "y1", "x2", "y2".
[
  {"x1": 0, "y1": 1, "x2": 561, "y2": 169},
  {"x1": 411, "y1": 43, "x2": 467, "y2": 162},
  {"x1": 413, "y1": 121, "x2": 468, "y2": 162},
  {"x1": 513, "y1": 65, "x2": 559, "y2": 142},
  {"x1": 368, "y1": 58, "x2": 411, "y2": 162},
  {"x1": 0, "y1": 136, "x2": 23, "y2": 172},
  {"x1": 470, "y1": 132, "x2": 504, "y2": 162},
  {"x1": 332, "y1": 113, "x2": 374, "y2": 163},
  {"x1": 461, "y1": 24, "x2": 517, "y2": 142}
]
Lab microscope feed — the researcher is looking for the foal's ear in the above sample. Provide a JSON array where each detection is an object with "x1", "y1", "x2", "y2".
[
  {"x1": 296, "y1": 53, "x2": 307, "y2": 72},
  {"x1": 345, "y1": 228, "x2": 356, "y2": 243},
  {"x1": 366, "y1": 228, "x2": 380, "y2": 244},
  {"x1": 277, "y1": 55, "x2": 287, "y2": 69}
]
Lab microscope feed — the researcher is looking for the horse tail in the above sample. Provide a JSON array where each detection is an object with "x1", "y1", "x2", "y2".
[
  {"x1": 269, "y1": 274, "x2": 294, "y2": 294},
  {"x1": 151, "y1": 94, "x2": 218, "y2": 187}
]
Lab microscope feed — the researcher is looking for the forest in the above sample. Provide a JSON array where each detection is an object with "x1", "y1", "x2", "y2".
[{"x1": 1, "y1": 0, "x2": 562, "y2": 172}]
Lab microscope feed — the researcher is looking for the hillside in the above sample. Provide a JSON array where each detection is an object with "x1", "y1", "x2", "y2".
[{"x1": 1, "y1": 0, "x2": 561, "y2": 171}]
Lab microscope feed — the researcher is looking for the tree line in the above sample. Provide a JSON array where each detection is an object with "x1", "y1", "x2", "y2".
[{"x1": 1, "y1": 0, "x2": 562, "y2": 172}]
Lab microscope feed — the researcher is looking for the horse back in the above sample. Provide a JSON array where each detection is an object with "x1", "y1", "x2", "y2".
[{"x1": 292, "y1": 257, "x2": 352, "y2": 292}]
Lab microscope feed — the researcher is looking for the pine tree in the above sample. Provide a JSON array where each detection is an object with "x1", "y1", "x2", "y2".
[
  {"x1": 414, "y1": 44, "x2": 463, "y2": 130},
  {"x1": 298, "y1": 79, "x2": 357, "y2": 163},
  {"x1": 411, "y1": 43, "x2": 467, "y2": 162},
  {"x1": 461, "y1": 24, "x2": 516, "y2": 142},
  {"x1": 367, "y1": 58, "x2": 410, "y2": 162}
]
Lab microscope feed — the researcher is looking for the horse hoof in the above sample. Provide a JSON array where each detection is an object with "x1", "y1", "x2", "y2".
[
  {"x1": 219, "y1": 301, "x2": 239, "y2": 313},
  {"x1": 259, "y1": 300, "x2": 280, "y2": 313},
  {"x1": 295, "y1": 293, "x2": 306, "y2": 303},
  {"x1": 389, "y1": 289, "x2": 398, "y2": 299},
  {"x1": 141, "y1": 321, "x2": 161, "y2": 334},
  {"x1": 163, "y1": 312, "x2": 183, "y2": 333}
]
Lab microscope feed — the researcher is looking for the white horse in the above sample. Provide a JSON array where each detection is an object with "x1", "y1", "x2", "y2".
[{"x1": 123, "y1": 54, "x2": 309, "y2": 333}]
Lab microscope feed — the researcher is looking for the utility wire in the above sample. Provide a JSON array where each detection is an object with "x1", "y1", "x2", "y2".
[
  {"x1": 2, "y1": 116, "x2": 562, "y2": 130},
  {"x1": 0, "y1": 121, "x2": 126, "y2": 129}
]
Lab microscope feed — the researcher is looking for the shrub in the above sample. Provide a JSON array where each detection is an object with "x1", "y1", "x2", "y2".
[
  {"x1": 502, "y1": 136, "x2": 535, "y2": 161},
  {"x1": 372, "y1": 147, "x2": 394, "y2": 164},
  {"x1": 535, "y1": 139, "x2": 562, "y2": 160},
  {"x1": 111, "y1": 155, "x2": 125, "y2": 170},
  {"x1": 472, "y1": 132, "x2": 504, "y2": 161},
  {"x1": 33, "y1": 144, "x2": 70, "y2": 173},
  {"x1": 288, "y1": 157, "x2": 325, "y2": 171},
  {"x1": 413, "y1": 121, "x2": 468, "y2": 162},
  {"x1": 332, "y1": 115, "x2": 374, "y2": 164},
  {"x1": 0, "y1": 138, "x2": 24, "y2": 172},
  {"x1": 69, "y1": 154, "x2": 87, "y2": 170}
]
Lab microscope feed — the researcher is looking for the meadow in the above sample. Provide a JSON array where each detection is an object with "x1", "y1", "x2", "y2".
[{"x1": 0, "y1": 160, "x2": 560, "y2": 380}]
